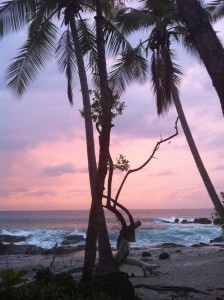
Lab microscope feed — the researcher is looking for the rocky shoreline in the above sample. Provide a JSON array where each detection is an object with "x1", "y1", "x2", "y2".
[
  {"x1": 161, "y1": 217, "x2": 223, "y2": 225},
  {"x1": 0, "y1": 216, "x2": 223, "y2": 255},
  {"x1": 0, "y1": 236, "x2": 224, "y2": 256},
  {"x1": 0, "y1": 234, "x2": 86, "y2": 255}
]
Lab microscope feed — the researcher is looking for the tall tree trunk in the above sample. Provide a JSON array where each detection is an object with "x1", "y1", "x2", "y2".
[
  {"x1": 177, "y1": 0, "x2": 224, "y2": 116},
  {"x1": 69, "y1": 14, "x2": 113, "y2": 280},
  {"x1": 69, "y1": 14, "x2": 97, "y2": 192},
  {"x1": 171, "y1": 83, "x2": 224, "y2": 221},
  {"x1": 81, "y1": 0, "x2": 116, "y2": 282}
]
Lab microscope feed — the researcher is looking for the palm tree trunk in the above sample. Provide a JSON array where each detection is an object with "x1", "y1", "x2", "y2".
[
  {"x1": 171, "y1": 82, "x2": 224, "y2": 221},
  {"x1": 69, "y1": 15, "x2": 97, "y2": 192},
  {"x1": 69, "y1": 14, "x2": 114, "y2": 281},
  {"x1": 81, "y1": 0, "x2": 116, "y2": 281},
  {"x1": 177, "y1": 0, "x2": 224, "y2": 116}
]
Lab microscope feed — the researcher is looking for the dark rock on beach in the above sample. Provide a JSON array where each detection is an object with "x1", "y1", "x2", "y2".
[
  {"x1": 210, "y1": 236, "x2": 224, "y2": 243},
  {"x1": 159, "y1": 252, "x2": 170, "y2": 260},
  {"x1": 193, "y1": 218, "x2": 211, "y2": 224},
  {"x1": 142, "y1": 251, "x2": 151, "y2": 257},
  {"x1": 181, "y1": 219, "x2": 190, "y2": 224},
  {"x1": 61, "y1": 235, "x2": 85, "y2": 245},
  {"x1": 159, "y1": 243, "x2": 185, "y2": 248},
  {"x1": 0, "y1": 242, "x2": 43, "y2": 255},
  {"x1": 0, "y1": 241, "x2": 85, "y2": 255},
  {"x1": 42, "y1": 245, "x2": 82, "y2": 255},
  {"x1": 174, "y1": 218, "x2": 179, "y2": 223},
  {"x1": 191, "y1": 242, "x2": 209, "y2": 247},
  {"x1": 0, "y1": 235, "x2": 26, "y2": 243}
]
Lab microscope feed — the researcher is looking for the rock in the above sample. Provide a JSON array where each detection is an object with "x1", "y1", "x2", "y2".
[
  {"x1": 0, "y1": 235, "x2": 26, "y2": 243},
  {"x1": 210, "y1": 236, "x2": 224, "y2": 243},
  {"x1": 0, "y1": 242, "x2": 43, "y2": 255},
  {"x1": 24, "y1": 245, "x2": 44, "y2": 254},
  {"x1": 181, "y1": 219, "x2": 188, "y2": 224},
  {"x1": 213, "y1": 218, "x2": 223, "y2": 225},
  {"x1": 142, "y1": 251, "x2": 151, "y2": 257},
  {"x1": 0, "y1": 241, "x2": 85, "y2": 255},
  {"x1": 193, "y1": 218, "x2": 211, "y2": 224},
  {"x1": 42, "y1": 246, "x2": 78, "y2": 255},
  {"x1": 61, "y1": 235, "x2": 84, "y2": 245},
  {"x1": 174, "y1": 218, "x2": 179, "y2": 223},
  {"x1": 159, "y1": 243, "x2": 184, "y2": 248},
  {"x1": 191, "y1": 242, "x2": 209, "y2": 247},
  {"x1": 159, "y1": 252, "x2": 170, "y2": 260},
  {"x1": 141, "y1": 257, "x2": 153, "y2": 262}
]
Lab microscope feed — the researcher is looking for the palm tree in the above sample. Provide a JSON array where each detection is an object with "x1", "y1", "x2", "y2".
[
  {"x1": 0, "y1": 0, "x2": 116, "y2": 280},
  {"x1": 111, "y1": 0, "x2": 224, "y2": 221},
  {"x1": 207, "y1": 0, "x2": 224, "y2": 21},
  {"x1": 177, "y1": 0, "x2": 224, "y2": 116}
]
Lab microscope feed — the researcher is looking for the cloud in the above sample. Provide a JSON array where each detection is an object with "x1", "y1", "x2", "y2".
[
  {"x1": 147, "y1": 169, "x2": 176, "y2": 176},
  {"x1": 43, "y1": 162, "x2": 87, "y2": 177},
  {"x1": 111, "y1": 83, "x2": 180, "y2": 141},
  {"x1": 1, "y1": 16, "x2": 224, "y2": 210},
  {"x1": 27, "y1": 189, "x2": 58, "y2": 197},
  {"x1": 213, "y1": 164, "x2": 224, "y2": 171}
]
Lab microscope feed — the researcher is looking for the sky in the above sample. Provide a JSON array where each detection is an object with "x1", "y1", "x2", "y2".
[{"x1": 0, "y1": 7, "x2": 224, "y2": 211}]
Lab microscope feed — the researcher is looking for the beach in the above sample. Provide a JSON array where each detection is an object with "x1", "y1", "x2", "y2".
[
  {"x1": 1, "y1": 210, "x2": 224, "y2": 299},
  {"x1": 1, "y1": 245, "x2": 224, "y2": 300}
]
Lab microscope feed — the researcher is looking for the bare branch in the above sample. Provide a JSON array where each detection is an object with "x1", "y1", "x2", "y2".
[{"x1": 114, "y1": 117, "x2": 179, "y2": 204}]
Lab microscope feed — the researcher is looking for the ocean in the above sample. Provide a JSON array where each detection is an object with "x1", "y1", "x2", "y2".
[{"x1": 0, "y1": 209, "x2": 222, "y2": 249}]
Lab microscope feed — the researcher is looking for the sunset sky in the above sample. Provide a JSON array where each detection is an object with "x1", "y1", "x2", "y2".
[{"x1": 0, "y1": 9, "x2": 224, "y2": 211}]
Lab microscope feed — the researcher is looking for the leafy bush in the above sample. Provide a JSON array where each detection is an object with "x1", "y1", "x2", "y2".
[
  {"x1": 0, "y1": 267, "x2": 110, "y2": 300},
  {"x1": 0, "y1": 268, "x2": 28, "y2": 287}
]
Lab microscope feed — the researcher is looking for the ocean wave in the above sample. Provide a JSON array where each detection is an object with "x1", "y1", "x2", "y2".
[
  {"x1": 0, "y1": 228, "x2": 86, "y2": 249},
  {"x1": 0, "y1": 209, "x2": 222, "y2": 250},
  {"x1": 155, "y1": 216, "x2": 195, "y2": 224}
]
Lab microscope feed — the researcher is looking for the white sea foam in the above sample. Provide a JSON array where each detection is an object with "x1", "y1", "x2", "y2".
[
  {"x1": 0, "y1": 209, "x2": 222, "y2": 249},
  {"x1": 155, "y1": 216, "x2": 195, "y2": 224}
]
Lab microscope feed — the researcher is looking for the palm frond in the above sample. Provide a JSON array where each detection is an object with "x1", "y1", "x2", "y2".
[
  {"x1": 101, "y1": 0, "x2": 115, "y2": 20},
  {"x1": 0, "y1": 0, "x2": 37, "y2": 38},
  {"x1": 174, "y1": 26, "x2": 201, "y2": 62},
  {"x1": 151, "y1": 46, "x2": 182, "y2": 115},
  {"x1": 56, "y1": 29, "x2": 77, "y2": 105},
  {"x1": 34, "y1": 0, "x2": 58, "y2": 20},
  {"x1": 79, "y1": 0, "x2": 96, "y2": 14},
  {"x1": 207, "y1": 0, "x2": 224, "y2": 21},
  {"x1": 115, "y1": 7, "x2": 156, "y2": 35},
  {"x1": 151, "y1": 51, "x2": 165, "y2": 114},
  {"x1": 103, "y1": 17, "x2": 132, "y2": 55},
  {"x1": 76, "y1": 18, "x2": 97, "y2": 58},
  {"x1": 5, "y1": 17, "x2": 57, "y2": 96},
  {"x1": 109, "y1": 47, "x2": 149, "y2": 96},
  {"x1": 75, "y1": 18, "x2": 99, "y2": 86},
  {"x1": 140, "y1": 0, "x2": 173, "y2": 12}
]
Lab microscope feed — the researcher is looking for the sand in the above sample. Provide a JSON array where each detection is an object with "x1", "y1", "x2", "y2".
[{"x1": 0, "y1": 245, "x2": 224, "y2": 300}]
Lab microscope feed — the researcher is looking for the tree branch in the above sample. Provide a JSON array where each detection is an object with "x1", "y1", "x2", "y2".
[{"x1": 114, "y1": 117, "x2": 179, "y2": 205}]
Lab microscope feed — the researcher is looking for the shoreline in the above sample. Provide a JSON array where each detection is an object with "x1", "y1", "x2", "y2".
[{"x1": 1, "y1": 245, "x2": 224, "y2": 299}]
